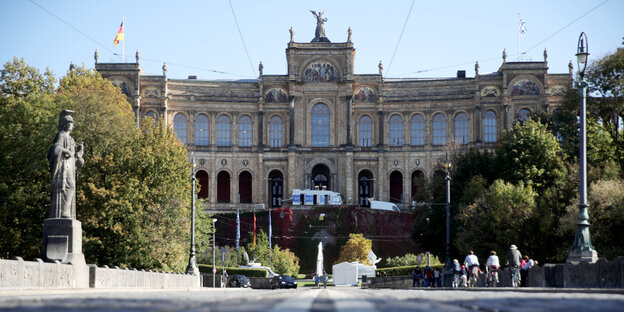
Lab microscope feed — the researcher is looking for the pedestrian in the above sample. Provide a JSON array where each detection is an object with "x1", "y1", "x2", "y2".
[
  {"x1": 221, "y1": 269, "x2": 228, "y2": 288},
  {"x1": 434, "y1": 267, "x2": 441, "y2": 287},
  {"x1": 460, "y1": 265, "x2": 467, "y2": 287},
  {"x1": 424, "y1": 266, "x2": 433, "y2": 287},
  {"x1": 411, "y1": 269, "x2": 418, "y2": 287},
  {"x1": 506, "y1": 244, "x2": 522, "y2": 287},
  {"x1": 521, "y1": 256, "x2": 535, "y2": 287}
]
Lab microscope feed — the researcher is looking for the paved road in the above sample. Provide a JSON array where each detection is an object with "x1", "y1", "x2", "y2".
[{"x1": 1, "y1": 287, "x2": 623, "y2": 312}]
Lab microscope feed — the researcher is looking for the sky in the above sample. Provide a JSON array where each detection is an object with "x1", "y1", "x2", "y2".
[{"x1": 1, "y1": 0, "x2": 623, "y2": 81}]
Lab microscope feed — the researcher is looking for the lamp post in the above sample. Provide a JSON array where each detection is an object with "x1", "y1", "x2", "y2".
[
  {"x1": 444, "y1": 151, "x2": 452, "y2": 269},
  {"x1": 186, "y1": 155, "x2": 199, "y2": 275},
  {"x1": 212, "y1": 218, "x2": 217, "y2": 287},
  {"x1": 568, "y1": 32, "x2": 598, "y2": 263}
]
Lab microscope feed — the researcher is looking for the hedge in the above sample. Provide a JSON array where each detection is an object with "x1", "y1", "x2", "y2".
[
  {"x1": 375, "y1": 264, "x2": 444, "y2": 277},
  {"x1": 198, "y1": 264, "x2": 269, "y2": 277}
]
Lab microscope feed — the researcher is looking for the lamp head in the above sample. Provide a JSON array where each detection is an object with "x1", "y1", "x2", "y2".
[{"x1": 576, "y1": 32, "x2": 589, "y2": 76}]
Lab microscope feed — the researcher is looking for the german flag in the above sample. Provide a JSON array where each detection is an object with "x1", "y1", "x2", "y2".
[{"x1": 113, "y1": 21, "x2": 124, "y2": 45}]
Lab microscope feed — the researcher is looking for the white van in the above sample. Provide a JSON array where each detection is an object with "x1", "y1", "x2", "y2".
[
  {"x1": 291, "y1": 189, "x2": 343, "y2": 206},
  {"x1": 370, "y1": 200, "x2": 400, "y2": 212}
]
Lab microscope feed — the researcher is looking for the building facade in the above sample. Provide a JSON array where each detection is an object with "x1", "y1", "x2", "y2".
[{"x1": 95, "y1": 29, "x2": 571, "y2": 211}]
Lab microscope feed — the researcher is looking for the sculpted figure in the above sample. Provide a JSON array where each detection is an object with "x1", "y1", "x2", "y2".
[
  {"x1": 48, "y1": 110, "x2": 84, "y2": 219},
  {"x1": 310, "y1": 10, "x2": 327, "y2": 39}
]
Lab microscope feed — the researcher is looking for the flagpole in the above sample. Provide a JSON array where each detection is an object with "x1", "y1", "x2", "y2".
[
  {"x1": 122, "y1": 16, "x2": 125, "y2": 63},
  {"x1": 518, "y1": 13, "x2": 520, "y2": 61}
]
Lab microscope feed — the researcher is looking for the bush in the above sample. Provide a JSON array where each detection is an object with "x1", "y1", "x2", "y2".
[{"x1": 384, "y1": 253, "x2": 442, "y2": 268}]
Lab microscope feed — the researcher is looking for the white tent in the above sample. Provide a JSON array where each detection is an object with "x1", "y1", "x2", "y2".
[{"x1": 332, "y1": 262, "x2": 358, "y2": 286}]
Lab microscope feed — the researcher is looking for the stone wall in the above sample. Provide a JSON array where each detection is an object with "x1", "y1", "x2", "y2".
[
  {"x1": 0, "y1": 258, "x2": 199, "y2": 289},
  {"x1": 89, "y1": 265, "x2": 200, "y2": 289}
]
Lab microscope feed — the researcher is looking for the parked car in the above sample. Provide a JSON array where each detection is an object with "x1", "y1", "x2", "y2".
[
  {"x1": 271, "y1": 275, "x2": 297, "y2": 289},
  {"x1": 227, "y1": 275, "x2": 251, "y2": 288}
]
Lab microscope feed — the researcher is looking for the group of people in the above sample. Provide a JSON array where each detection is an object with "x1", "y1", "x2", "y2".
[
  {"x1": 450, "y1": 245, "x2": 538, "y2": 287},
  {"x1": 411, "y1": 266, "x2": 441, "y2": 287}
]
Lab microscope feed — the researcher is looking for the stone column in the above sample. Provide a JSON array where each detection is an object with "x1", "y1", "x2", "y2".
[
  {"x1": 287, "y1": 151, "x2": 297, "y2": 195},
  {"x1": 475, "y1": 106, "x2": 482, "y2": 144},
  {"x1": 378, "y1": 111, "x2": 384, "y2": 151},
  {"x1": 346, "y1": 96, "x2": 353, "y2": 147},
  {"x1": 258, "y1": 111, "x2": 264, "y2": 150}
]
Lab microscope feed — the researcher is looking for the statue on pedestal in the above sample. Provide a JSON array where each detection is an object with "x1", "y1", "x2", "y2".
[
  {"x1": 48, "y1": 110, "x2": 84, "y2": 219},
  {"x1": 310, "y1": 10, "x2": 330, "y2": 42},
  {"x1": 42, "y1": 110, "x2": 86, "y2": 269}
]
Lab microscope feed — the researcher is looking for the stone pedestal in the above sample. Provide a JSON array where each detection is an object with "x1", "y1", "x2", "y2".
[
  {"x1": 42, "y1": 218, "x2": 85, "y2": 266},
  {"x1": 567, "y1": 249, "x2": 598, "y2": 264}
]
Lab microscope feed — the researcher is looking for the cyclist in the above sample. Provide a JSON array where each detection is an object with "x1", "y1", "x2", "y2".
[
  {"x1": 464, "y1": 250, "x2": 480, "y2": 287},
  {"x1": 485, "y1": 250, "x2": 500, "y2": 287},
  {"x1": 506, "y1": 244, "x2": 522, "y2": 287}
]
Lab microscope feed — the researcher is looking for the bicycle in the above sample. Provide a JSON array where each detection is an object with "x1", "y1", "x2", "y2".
[
  {"x1": 487, "y1": 266, "x2": 499, "y2": 287},
  {"x1": 467, "y1": 266, "x2": 479, "y2": 287},
  {"x1": 510, "y1": 266, "x2": 521, "y2": 288}
]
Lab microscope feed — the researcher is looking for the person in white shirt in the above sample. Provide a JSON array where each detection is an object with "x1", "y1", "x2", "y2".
[
  {"x1": 485, "y1": 250, "x2": 500, "y2": 286},
  {"x1": 464, "y1": 250, "x2": 479, "y2": 268}
]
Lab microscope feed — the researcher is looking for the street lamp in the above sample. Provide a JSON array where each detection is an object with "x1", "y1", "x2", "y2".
[
  {"x1": 212, "y1": 218, "x2": 218, "y2": 287},
  {"x1": 444, "y1": 151, "x2": 452, "y2": 270},
  {"x1": 186, "y1": 155, "x2": 199, "y2": 275},
  {"x1": 568, "y1": 32, "x2": 598, "y2": 263}
]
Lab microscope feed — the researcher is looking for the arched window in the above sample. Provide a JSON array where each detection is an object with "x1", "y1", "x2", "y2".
[
  {"x1": 359, "y1": 115, "x2": 372, "y2": 147},
  {"x1": 269, "y1": 170, "x2": 283, "y2": 207},
  {"x1": 311, "y1": 103, "x2": 330, "y2": 147},
  {"x1": 389, "y1": 171, "x2": 403, "y2": 203},
  {"x1": 173, "y1": 113, "x2": 187, "y2": 144},
  {"x1": 217, "y1": 115, "x2": 231, "y2": 146},
  {"x1": 389, "y1": 115, "x2": 403, "y2": 146},
  {"x1": 196, "y1": 170, "x2": 209, "y2": 199},
  {"x1": 239, "y1": 171, "x2": 252, "y2": 203},
  {"x1": 518, "y1": 108, "x2": 531, "y2": 122},
  {"x1": 239, "y1": 116, "x2": 252, "y2": 147},
  {"x1": 433, "y1": 113, "x2": 447, "y2": 145},
  {"x1": 217, "y1": 171, "x2": 230, "y2": 203},
  {"x1": 195, "y1": 114, "x2": 209, "y2": 146},
  {"x1": 269, "y1": 116, "x2": 283, "y2": 147},
  {"x1": 483, "y1": 110, "x2": 497, "y2": 143},
  {"x1": 358, "y1": 170, "x2": 374, "y2": 207},
  {"x1": 410, "y1": 115, "x2": 425, "y2": 146},
  {"x1": 454, "y1": 113, "x2": 469, "y2": 144}
]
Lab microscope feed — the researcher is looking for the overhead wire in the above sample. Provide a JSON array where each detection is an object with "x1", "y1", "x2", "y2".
[
  {"x1": 28, "y1": 0, "x2": 251, "y2": 78},
  {"x1": 385, "y1": 0, "x2": 415, "y2": 77},
  {"x1": 228, "y1": 0, "x2": 257, "y2": 78},
  {"x1": 395, "y1": 0, "x2": 610, "y2": 77}
]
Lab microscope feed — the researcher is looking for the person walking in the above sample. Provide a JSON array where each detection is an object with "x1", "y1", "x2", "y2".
[
  {"x1": 434, "y1": 267, "x2": 441, "y2": 287},
  {"x1": 506, "y1": 244, "x2": 522, "y2": 287},
  {"x1": 521, "y1": 256, "x2": 535, "y2": 287}
]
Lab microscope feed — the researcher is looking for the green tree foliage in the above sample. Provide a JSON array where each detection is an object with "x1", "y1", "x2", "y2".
[
  {"x1": 384, "y1": 252, "x2": 442, "y2": 268},
  {"x1": 456, "y1": 180, "x2": 537, "y2": 259},
  {"x1": 0, "y1": 57, "x2": 55, "y2": 98},
  {"x1": 496, "y1": 119, "x2": 565, "y2": 194},
  {"x1": 0, "y1": 59, "x2": 58, "y2": 259},
  {"x1": 336, "y1": 233, "x2": 372, "y2": 265},
  {"x1": 244, "y1": 230, "x2": 300, "y2": 276},
  {"x1": 200, "y1": 245, "x2": 247, "y2": 268},
  {"x1": 0, "y1": 60, "x2": 198, "y2": 271},
  {"x1": 586, "y1": 47, "x2": 624, "y2": 175},
  {"x1": 560, "y1": 179, "x2": 624, "y2": 260}
]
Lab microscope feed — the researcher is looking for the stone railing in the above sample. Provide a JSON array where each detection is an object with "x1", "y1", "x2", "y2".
[
  {"x1": 0, "y1": 257, "x2": 200, "y2": 289},
  {"x1": 89, "y1": 265, "x2": 200, "y2": 289}
]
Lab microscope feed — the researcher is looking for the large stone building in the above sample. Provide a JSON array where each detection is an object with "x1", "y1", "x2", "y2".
[{"x1": 95, "y1": 26, "x2": 571, "y2": 211}]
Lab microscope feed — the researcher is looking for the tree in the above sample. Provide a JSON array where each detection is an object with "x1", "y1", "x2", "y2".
[
  {"x1": 244, "y1": 230, "x2": 300, "y2": 276},
  {"x1": 559, "y1": 179, "x2": 624, "y2": 260},
  {"x1": 456, "y1": 180, "x2": 537, "y2": 258},
  {"x1": 336, "y1": 233, "x2": 372, "y2": 265},
  {"x1": 586, "y1": 47, "x2": 624, "y2": 175},
  {"x1": 0, "y1": 61, "x2": 197, "y2": 272},
  {"x1": 0, "y1": 59, "x2": 60, "y2": 259},
  {"x1": 496, "y1": 119, "x2": 566, "y2": 194},
  {"x1": 384, "y1": 253, "x2": 442, "y2": 268}
]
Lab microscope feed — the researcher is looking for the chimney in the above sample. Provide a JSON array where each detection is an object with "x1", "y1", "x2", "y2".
[
  {"x1": 188, "y1": 75, "x2": 197, "y2": 79},
  {"x1": 456, "y1": 70, "x2": 466, "y2": 79}
]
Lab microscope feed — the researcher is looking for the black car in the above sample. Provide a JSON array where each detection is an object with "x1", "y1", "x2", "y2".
[
  {"x1": 227, "y1": 275, "x2": 251, "y2": 288},
  {"x1": 271, "y1": 275, "x2": 298, "y2": 289}
]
